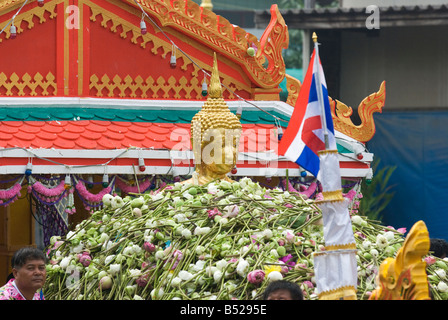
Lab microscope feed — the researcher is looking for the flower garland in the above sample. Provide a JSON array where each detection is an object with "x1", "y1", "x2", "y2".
[
  {"x1": 116, "y1": 175, "x2": 154, "y2": 194},
  {"x1": 0, "y1": 176, "x2": 25, "y2": 206},
  {"x1": 74, "y1": 175, "x2": 115, "y2": 213},
  {"x1": 27, "y1": 177, "x2": 69, "y2": 206}
]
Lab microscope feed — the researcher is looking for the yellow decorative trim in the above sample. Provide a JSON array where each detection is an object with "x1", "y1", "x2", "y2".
[
  {"x1": 78, "y1": 0, "x2": 84, "y2": 96},
  {"x1": 369, "y1": 220, "x2": 431, "y2": 300},
  {"x1": 325, "y1": 243, "x2": 357, "y2": 251},
  {"x1": 0, "y1": 72, "x2": 57, "y2": 96},
  {"x1": 320, "y1": 189, "x2": 344, "y2": 202},
  {"x1": 317, "y1": 149, "x2": 338, "y2": 156},
  {"x1": 0, "y1": 0, "x2": 59, "y2": 42},
  {"x1": 63, "y1": 0, "x2": 69, "y2": 96},
  {"x1": 318, "y1": 285, "x2": 357, "y2": 300},
  {"x1": 89, "y1": 73, "x2": 204, "y2": 99}
]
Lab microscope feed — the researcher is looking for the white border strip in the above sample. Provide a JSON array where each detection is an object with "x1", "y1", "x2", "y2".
[
  {"x1": 0, "y1": 148, "x2": 373, "y2": 163},
  {"x1": 0, "y1": 164, "x2": 370, "y2": 178}
]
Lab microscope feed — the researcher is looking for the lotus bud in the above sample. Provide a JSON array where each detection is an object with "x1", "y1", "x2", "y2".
[
  {"x1": 247, "y1": 270, "x2": 265, "y2": 285},
  {"x1": 267, "y1": 271, "x2": 283, "y2": 282},
  {"x1": 143, "y1": 241, "x2": 156, "y2": 253},
  {"x1": 99, "y1": 275, "x2": 113, "y2": 290}
]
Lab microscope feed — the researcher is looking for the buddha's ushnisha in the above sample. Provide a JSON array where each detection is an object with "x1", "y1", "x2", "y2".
[{"x1": 185, "y1": 53, "x2": 242, "y2": 185}]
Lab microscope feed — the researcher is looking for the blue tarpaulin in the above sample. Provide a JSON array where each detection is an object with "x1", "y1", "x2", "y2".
[{"x1": 367, "y1": 110, "x2": 448, "y2": 240}]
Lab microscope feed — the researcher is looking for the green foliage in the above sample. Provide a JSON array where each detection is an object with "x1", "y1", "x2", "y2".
[{"x1": 359, "y1": 159, "x2": 396, "y2": 221}]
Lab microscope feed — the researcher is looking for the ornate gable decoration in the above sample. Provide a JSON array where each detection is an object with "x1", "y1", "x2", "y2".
[
  {"x1": 0, "y1": 0, "x2": 289, "y2": 99},
  {"x1": 128, "y1": 0, "x2": 289, "y2": 89}
]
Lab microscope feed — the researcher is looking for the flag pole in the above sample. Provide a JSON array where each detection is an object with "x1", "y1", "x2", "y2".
[{"x1": 312, "y1": 32, "x2": 329, "y2": 150}]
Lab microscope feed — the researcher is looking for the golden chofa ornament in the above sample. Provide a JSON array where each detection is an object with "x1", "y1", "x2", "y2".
[{"x1": 185, "y1": 52, "x2": 242, "y2": 186}]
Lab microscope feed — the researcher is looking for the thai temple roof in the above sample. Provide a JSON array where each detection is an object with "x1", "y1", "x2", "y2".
[{"x1": 0, "y1": 0, "x2": 376, "y2": 179}]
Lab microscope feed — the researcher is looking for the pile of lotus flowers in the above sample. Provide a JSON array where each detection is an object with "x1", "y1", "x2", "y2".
[{"x1": 43, "y1": 178, "x2": 448, "y2": 300}]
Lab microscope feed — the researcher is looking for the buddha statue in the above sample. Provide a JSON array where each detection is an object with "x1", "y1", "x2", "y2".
[{"x1": 184, "y1": 53, "x2": 242, "y2": 185}]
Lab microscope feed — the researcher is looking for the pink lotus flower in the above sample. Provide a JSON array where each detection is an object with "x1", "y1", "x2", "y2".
[
  {"x1": 78, "y1": 252, "x2": 92, "y2": 267},
  {"x1": 225, "y1": 205, "x2": 239, "y2": 218},
  {"x1": 425, "y1": 256, "x2": 437, "y2": 265},
  {"x1": 207, "y1": 207, "x2": 222, "y2": 219},
  {"x1": 247, "y1": 270, "x2": 265, "y2": 285},
  {"x1": 143, "y1": 242, "x2": 156, "y2": 253},
  {"x1": 397, "y1": 228, "x2": 407, "y2": 234},
  {"x1": 136, "y1": 273, "x2": 149, "y2": 287},
  {"x1": 302, "y1": 280, "x2": 314, "y2": 289}
]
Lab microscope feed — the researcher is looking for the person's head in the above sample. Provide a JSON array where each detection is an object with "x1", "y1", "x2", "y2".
[
  {"x1": 430, "y1": 238, "x2": 448, "y2": 259},
  {"x1": 262, "y1": 280, "x2": 304, "y2": 300},
  {"x1": 11, "y1": 247, "x2": 47, "y2": 292}
]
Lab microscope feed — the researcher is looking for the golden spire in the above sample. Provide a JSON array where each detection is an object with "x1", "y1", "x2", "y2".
[
  {"x1": 200, "y1": 0, "x2": 213, "y2": 11},
  {"x1": 209, "y1": 52, "x2": 222, "y2": 98},
  {"x1": 186, "y1": 52, "x2": 242, "y2": 185},
  {"x1": 312, "y1": 32, "x2": 318, "y2": 43}
]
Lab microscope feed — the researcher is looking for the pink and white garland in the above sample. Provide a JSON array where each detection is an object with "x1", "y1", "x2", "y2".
[
  {"x1": 116, "y1": 176, "x2": 153, "y2": 194},
  {"x1": 75, "y1": 178, "x2": 112, "y2": 212},
  {"x1": 0, "y1": 177, "x2": 25, "y2": 206}
]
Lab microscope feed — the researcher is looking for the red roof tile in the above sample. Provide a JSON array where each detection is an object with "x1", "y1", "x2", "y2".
[{"x1": 0, "y1": 120, "x2": 278, "y2": 152}]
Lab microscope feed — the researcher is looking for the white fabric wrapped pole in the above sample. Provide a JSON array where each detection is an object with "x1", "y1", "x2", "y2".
[
  {"x1": 317, "y1": 150, "x2": 342, "y2": 193},
  {"x1": 320, "y1": 200, "x2": 356, "y2": 249},
  {"x1": 313, "y1": 249, "x2": 358, "y2": 299}
]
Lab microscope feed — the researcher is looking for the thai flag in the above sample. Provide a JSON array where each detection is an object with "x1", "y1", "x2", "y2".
[{"x1": 278, "y1": 48, "x2": 336, "y2": 177}]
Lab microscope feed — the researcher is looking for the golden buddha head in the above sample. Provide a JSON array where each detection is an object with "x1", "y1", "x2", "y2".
[{"x1": 190, "y1": 53, "x2": 242, "y2": 184}]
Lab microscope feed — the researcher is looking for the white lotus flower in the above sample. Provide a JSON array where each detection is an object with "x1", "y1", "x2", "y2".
[
  {"x1": 438, "y1": 281, "x2": 448, "y2": 293},
  {"x1": 155, "y1": 250, "x2": 165, "y2": 260},
  {"x1": 60, "y1": 257, "x2": 71, "y2": 270},
  {"x1": 267, "y1": 271, "x2": 283, "y2": 282},
  {"x1": 362, "y1": 240, "x2": 372, "y2": 250},
  {"x1": 370, "y1": 249, "x2": 379, "y2": 257},
  {"x1": 351, "y1": 215, "x2": 364, "y2": 226},
  {"x1": 181, "y1": 229, "x2": 192, "y2": 239},
  {"x1": 104, "y1": 255, "x2": 115, "y2": 265},
  {"x1": 111, "y1": 196, "x2": 124, "y2": 209},
  {"x1": 171, "y1": 277, "x2": 182, "y2": 287},
  {"x1": 236, "y1": 259, "x2": 249, "y2": 277},
  {"x1": 213, "y1": 270, "x2": 223, "y2": 283},
  {"x1": 436, "y1": 269, "x2": 447, "y2": 279},
  {"x1": 109, "y1": 264, "x2": 121, "y2": 276},
  {"x1": 384, "y1": 231, "x2": 395, "y2": 241},
  {"x1": 216, "y1": 259, "x2": 228, "y2": 271},
  {"x1": 376, "y1": 234, "x2": 389, "y2": 249},
  {"x1": 262, "y1": 229, "x2": 273, "y2": 239},
  {"x1": 178, "y1": 270, "x2": 194, "y2": 281},
  {"x1": 102, "y1": 194, "x2": 113, "y2": 207},
  {"x1": 128, "y1": 269, "x2": 142, "y2": 278},
  {"x1": 207, "y1": 183, "x2": 218, "y2": 194}
]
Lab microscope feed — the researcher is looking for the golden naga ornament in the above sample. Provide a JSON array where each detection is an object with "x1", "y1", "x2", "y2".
[
  {"x1": 329, "y1": 81, "x2": 386, "y2": 143},
  {"x1": 369, "y1": 220, "x2": 431, "y2": 300},
  {"x1": 285, "y1": 77, "x2": 386, "y2": 142},
  {"x1": 184, "y1": 52, "x2": 242, "y2": 186}
]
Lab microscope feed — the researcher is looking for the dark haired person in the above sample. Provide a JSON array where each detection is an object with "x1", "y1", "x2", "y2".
[
  {"x1": 430, "y1": 238, "x2": 448, "y2": 259},
  {"x1": 0, "y1": 247, "x2": 47, "y2": 300},
  {"x1": 262, "y1": 280, "x2": 304, "y2": 300}
]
